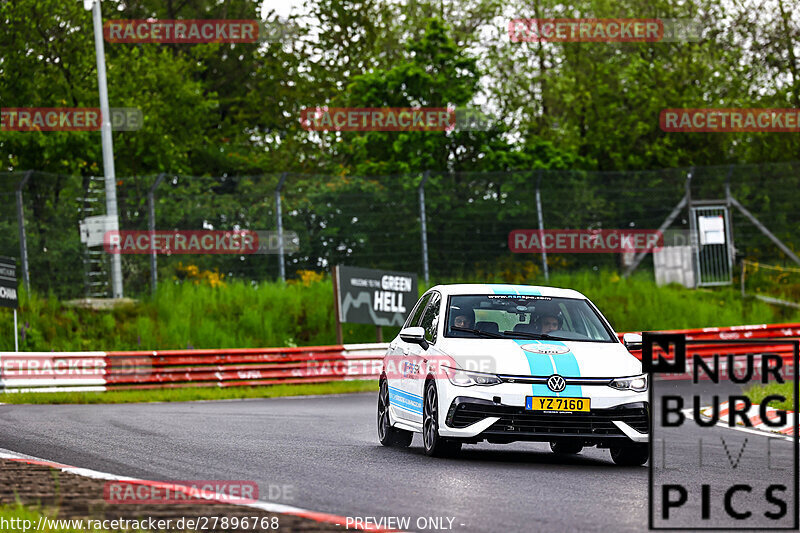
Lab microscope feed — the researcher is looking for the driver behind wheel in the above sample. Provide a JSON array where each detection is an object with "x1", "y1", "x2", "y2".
[
  {"x1": 450, "y1": 309, "x2": 475, "y2": 336},
  {"x1": 538, "y1": 314, "x2": 560, "y2": 334}
]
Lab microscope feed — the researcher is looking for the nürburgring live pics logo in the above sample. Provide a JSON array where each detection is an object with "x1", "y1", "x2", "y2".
[{"x1": 645, "y1": 332, "x2": 799, "y2": 530}]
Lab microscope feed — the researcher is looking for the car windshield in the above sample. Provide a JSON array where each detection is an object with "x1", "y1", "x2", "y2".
[{"x1": 445, "y1": 294, "x2": 616, "y2": 342}]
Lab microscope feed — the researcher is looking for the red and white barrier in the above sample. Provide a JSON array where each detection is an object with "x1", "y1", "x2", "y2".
[
  {"x1": 0, "y1": 344, "x2": 387, "y2": 393},
  {"x1": 701, "y1": 400, "x2": 796, "y2": 437},
  {"x1": 1, "y1": 323, "x2": 798, "y2": 393}
]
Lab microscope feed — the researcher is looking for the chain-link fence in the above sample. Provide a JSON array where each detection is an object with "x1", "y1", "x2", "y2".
[{"x1": 1, "y1": 161, "x2": 799, "y2": 300}]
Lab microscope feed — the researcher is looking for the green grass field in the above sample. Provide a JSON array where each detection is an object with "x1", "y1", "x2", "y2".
[
  {"x1": 1, "y1": 270, "x2": 798, "y2": 352},
  {"x1": 745, "y1": 381, "x2": 796, "y2": 411},
  {"x1": 0, "y1": 380, "x2": 378, "y2": 405}
]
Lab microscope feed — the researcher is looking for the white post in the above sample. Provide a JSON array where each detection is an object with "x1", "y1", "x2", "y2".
[
  {"x1": 13, "y1": 309, "x2": 18, "y2": 352},
  {"x1": 90, "y1": 0, "x2": 123, "y2": 298},
  {"x1": 275, "y1": 173, "x2": 288, "y2": 282}
]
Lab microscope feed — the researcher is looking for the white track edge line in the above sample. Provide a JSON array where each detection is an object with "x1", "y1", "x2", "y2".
[{"x1": 0, "y1": 447, "x2": 341, "y2": 518}]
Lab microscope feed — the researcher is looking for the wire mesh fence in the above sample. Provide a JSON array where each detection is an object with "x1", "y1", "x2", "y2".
[{"x1": 1, "y1": 161, "x2": 799, "y2": 300}]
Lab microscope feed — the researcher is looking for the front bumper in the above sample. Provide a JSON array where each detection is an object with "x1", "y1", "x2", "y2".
[{"x1": 443, "y1": 397, "x2": 649, "y2": 446}]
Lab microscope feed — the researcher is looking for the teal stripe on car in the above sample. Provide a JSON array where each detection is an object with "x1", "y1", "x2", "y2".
[
  {"x1": 489, "y1": 285, "x2": 541, "y2": 296},
  {"x1": 514, "y1": 339, "x2": 583, "y2": 397},
  {"x1": 513, "y1": 339, "x2": 553, "y2": 396}
]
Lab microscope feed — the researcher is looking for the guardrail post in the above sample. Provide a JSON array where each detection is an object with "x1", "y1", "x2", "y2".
[
  {"x1": 148, "y1": 173, "x2": 166, "y2": 294},
  {"x1": 419, "y1": 171, "x2": 430, "y2": 284},
  {"x1": 535, "y1": 170, "x2": 549, "y2": 281},
  {"x1": 686, "y1": 167, "x2": 698, "y2": 286},
  {"x1": 275, "y1": 172, "x2": 288, "y2": 282},
  {"x1": 16, "y1": 170, "x2": 33, "y2": 292}
]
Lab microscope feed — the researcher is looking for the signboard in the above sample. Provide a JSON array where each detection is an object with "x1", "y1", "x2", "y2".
[
  {"x1": 0, "y1": 256, "x2": 18, "y2": 309},
  {"x1": 698, "y1": 215, "x2": 725, "y2": 245},
  {"x1": 334, "y1": 266, "x2": 418, "y2": 327},
  {"x1": 79, "y1": 215, "x2": 118, "y2": 247}
]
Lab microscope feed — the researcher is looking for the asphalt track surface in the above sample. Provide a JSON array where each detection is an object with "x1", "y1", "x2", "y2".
[{"x1": 0, "y1": 380, "x2": 796, "y2": 533}]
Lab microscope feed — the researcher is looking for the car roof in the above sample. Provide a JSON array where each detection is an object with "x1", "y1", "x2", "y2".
[{"x1": 426, "y1": 283, "x2": 588, "y2": 300}]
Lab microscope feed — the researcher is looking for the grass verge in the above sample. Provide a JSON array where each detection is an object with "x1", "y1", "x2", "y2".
[
  {"x1": 0, "y1": 380, "x2": 378, "y2": 405},
  {"x1": 745, "y1": 381, "x2": 795, "y2": 411},
  {"x1": 3, "y1": 269, "x2": 799, "y2": 352}
]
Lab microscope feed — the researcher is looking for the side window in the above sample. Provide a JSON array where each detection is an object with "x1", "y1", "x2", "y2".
[
  {"x1": 419, "y1": 292, "x2": 442, "y2": 344},
  {"x1": 404, "y1": 293, "x2": 431, "y2": 329}
]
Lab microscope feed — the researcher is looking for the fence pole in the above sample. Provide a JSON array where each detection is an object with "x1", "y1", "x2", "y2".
[
  {"x1": 148, "y1": 173, "x2": 166, "y2": 294},
  {"x1": 419, "y1": 171, "x2": 430, "y2": 284},
  {"x1": 535, "y1": 170, "x2": 549, "y2": 281},
  {"x1": 15, "y1": 170, "x2": 32, "y2": 292},
  {"x1": 91, "y1": 0, "x2": 123, "y2": 299},
  {"x1": 275, "y1": 172, "x2": 288, "y2": 282},
  {"x1": 724, "y1": 164, "x2": 736, "y2": 272},
  {"x1": 686, "y1": 168, "x2": 697, "y2": 287}
]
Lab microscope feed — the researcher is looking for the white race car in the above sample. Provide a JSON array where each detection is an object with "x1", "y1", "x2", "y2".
[{"x1": 377, "y1": 284, "x2": 649, "y2": 465}]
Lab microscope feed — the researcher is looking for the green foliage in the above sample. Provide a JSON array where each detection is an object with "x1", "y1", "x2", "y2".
[
  {"x1": 1, "y1": 270, "x2": 798, "y2": 351},
  {"x1": 745, "y1": 382, "x2": 795, "y2": 411}
]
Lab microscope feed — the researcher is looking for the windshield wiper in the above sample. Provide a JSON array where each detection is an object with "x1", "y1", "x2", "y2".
[
  {"x1": 501, "y1": 331, "x2": 570, "y2": 341},
  {"x1": 451, "y1": 326, "x2": 504, "y2": 338}
]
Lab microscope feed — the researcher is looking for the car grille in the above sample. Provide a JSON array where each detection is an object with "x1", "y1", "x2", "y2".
[{"x1": 448, "y1": 400, "x2": 649, "y2": 437}]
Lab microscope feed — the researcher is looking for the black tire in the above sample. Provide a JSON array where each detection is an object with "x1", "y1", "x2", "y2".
[
  {"x1": 422, "y1": 380, "x2": 462, "y2": 457},
  {"x1": 377, "y1": 378, "x2": 413, "y2": 447},
  {"x1": 610, "y1": 443, "x2": 649, "y2": 466},
  {"x1": 550, "y1": 441, "x2": 583, "y2": 455}
]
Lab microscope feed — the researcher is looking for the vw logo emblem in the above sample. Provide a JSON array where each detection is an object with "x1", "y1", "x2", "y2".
[{"x1": 547, "y1": 374, "x2": 566, "y2": 392}]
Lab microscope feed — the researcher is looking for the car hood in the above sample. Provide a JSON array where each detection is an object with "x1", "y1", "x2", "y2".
[{"x1": 433, "y1": 338, "x2": 641, "y2": 378}]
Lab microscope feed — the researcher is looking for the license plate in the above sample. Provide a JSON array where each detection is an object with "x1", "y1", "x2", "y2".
[{"x1": 526, "y1": 396, "x2": 590, "y2": 412}]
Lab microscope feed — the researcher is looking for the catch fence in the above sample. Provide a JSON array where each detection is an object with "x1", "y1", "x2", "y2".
[{"x1": 1, "y1": 161, "x2": 799, "y2": 299}]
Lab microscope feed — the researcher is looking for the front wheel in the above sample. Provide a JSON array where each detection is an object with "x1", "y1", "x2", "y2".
[
  {"x1": 610, "y1": 443, "x2": 649, "y2": 466},
  {"x1": 377, "y1": 379, "x2": 413, "y2": 447},
  {"x1": 422, "y1": 380, "x2": 461, "y2": 457}
]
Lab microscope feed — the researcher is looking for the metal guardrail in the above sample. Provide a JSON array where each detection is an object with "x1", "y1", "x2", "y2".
[
  {"x1": 0, "y1": 326, "x2": 797, "y2": 393},
  {"x1": 0, "y1": 344, "x2": 387, "y2": 393}
]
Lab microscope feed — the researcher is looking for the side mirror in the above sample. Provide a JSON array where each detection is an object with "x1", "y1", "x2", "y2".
[
  {"x1": 400, "y1": 326, "x2": 429, "y2": 350},
  {"x1": 623, "y1": 332, "x2": 643, "y2": 351}
]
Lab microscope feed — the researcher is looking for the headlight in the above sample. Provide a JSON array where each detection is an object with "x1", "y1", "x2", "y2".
[
  {"x1": 609, "y1": 374, "x2": 648, "y2": 392},
  {"x1": 442, "y1": 366, "x2": 501, "y2": 387}
]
